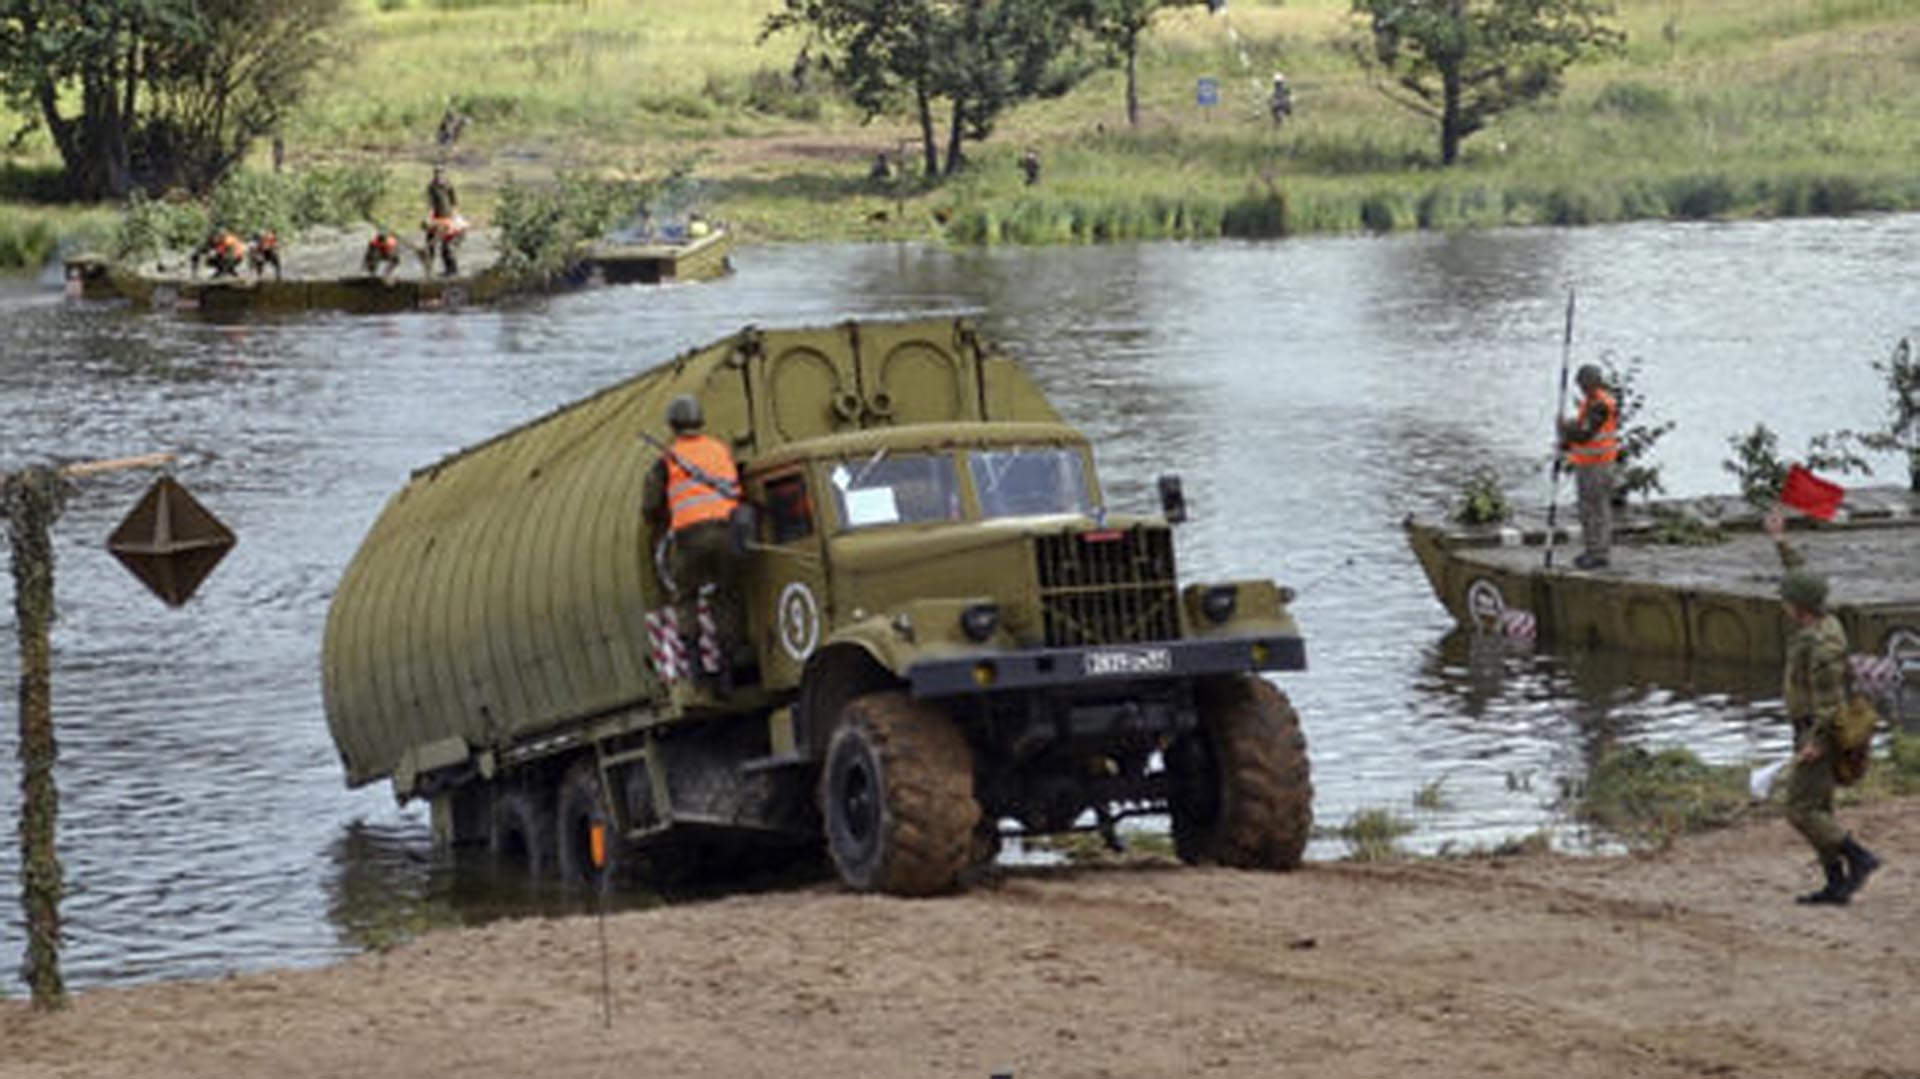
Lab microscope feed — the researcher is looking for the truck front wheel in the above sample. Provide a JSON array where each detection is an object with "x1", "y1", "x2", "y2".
[
  {"x1": 821, "y1": 691, "x2": 979, "y2": 896},
  {"x1": 1168, "y1": 675, "x2": 1312, "y2": 870}
]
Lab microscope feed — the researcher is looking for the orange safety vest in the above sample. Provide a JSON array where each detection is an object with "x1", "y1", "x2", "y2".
[
  {"x1": 1567, "y1": 388, "x2": 1619, "y2": 467},
  {"x1": 665, "y1": 434, "x2": 739, "y2": 532},
  {"x1": 370, "y1": 233, "x2": 398, "y2": 258},
  {"x1": 217, "y1": 232, "x2": 246, "y2": 260},
  {"x1": 256, "y1": 231, "x2": 278, "y2": 252}
]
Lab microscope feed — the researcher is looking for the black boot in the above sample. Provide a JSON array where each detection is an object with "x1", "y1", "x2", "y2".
[
  {"x1": 1839, "y1": 836, "x2": 1881, "y2": 899},
  {"x1": 1796, "y1": 858, "x2": 1850, "y2": 905}
]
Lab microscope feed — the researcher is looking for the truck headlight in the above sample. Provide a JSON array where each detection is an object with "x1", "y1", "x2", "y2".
[
  {"x1": 960, "y1": 602, "x2": 1000, "y2": 642},
  {"x1": 1201, "y1": 585, "x2": 1237, "y2": 624}
]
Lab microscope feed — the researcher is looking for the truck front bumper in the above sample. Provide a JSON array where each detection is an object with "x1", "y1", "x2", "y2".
[{"x1": 906, "y1": 634, "x2": 1306, "y2": 699}]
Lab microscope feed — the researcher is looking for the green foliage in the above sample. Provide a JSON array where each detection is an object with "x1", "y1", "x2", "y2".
[
  {"x1": 1859, "y1": 337, "x2": 1920, "y2": 489},
  {"x1": 0, "y1": 0, "x2": 351, "y2": 197},
  {"x1": 1722, "y1": 423, "x2": 1875, "y2": 509},
  {"x1": 1560, "y1": 745, "x2": 1751, "y2": 846},
  {"x1": 1349, "y1": 0, "x2": 1627, "y2": 165},
  {"x1": 1451, "y1": 467, "x2": 1510, "y2": 526},
  {"x1": 109, "y1": 164, "x2": 392, "y2": 262},
  {"x1": 1338, "y1": 807, "x2": 1415, "y2": 861},
  {"x1": 766, "y1": 0, "x2": 1093, "y2": 178},
  {"x1": 112, "y1": 192, "x2": 210, "y2": 262},
  {"x1": 1600, "y1": 353, "x2": 1675, "y2": 502},
  {"x1": 494, "y1": 170, "x2": 666, "y2": 275},
  {"x1": 0, "y1": 210, "x2": 55, "y2": 269}
]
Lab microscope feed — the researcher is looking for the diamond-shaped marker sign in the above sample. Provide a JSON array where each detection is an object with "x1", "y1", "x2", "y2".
[{"x1": 107, "y1": 476, "x2": 236, "y2": 607}]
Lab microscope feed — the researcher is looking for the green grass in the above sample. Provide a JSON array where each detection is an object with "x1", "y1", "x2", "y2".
[
  {"x1": 2, "y1": 0, "x2": 1916, "y2": 252},
  {"x1": 1335, "y1": 807, "x2": 1415, "y2": 862},
  {"x1": 1562, "y1": 745, "x2": 1753, "y2": 848}
]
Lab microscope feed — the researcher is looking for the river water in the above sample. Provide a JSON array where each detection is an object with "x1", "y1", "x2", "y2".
[{"x1": 3, "y1": 214, "x2": 1917, "y2": 992}]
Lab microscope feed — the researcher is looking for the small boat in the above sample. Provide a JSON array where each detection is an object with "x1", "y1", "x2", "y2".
[
  {"x1": 579, "y1": 224, "x2": 734, "y2": 285},
  {"x1": 1403, "y1": 486, "x2": 1920, "y2": 683}
]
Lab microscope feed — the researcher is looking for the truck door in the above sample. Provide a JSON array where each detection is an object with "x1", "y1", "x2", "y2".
[{"x1": 744, "y1": 464, "x2": 829, "y2": 692}]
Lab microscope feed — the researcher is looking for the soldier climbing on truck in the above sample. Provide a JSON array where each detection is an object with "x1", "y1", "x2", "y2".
[
  {"x1": 642, "y1": 395, "x2": 746, "y2": 694},
  {"x1": 323, "y1": 318, "x2": 1314, "y2": 897}
]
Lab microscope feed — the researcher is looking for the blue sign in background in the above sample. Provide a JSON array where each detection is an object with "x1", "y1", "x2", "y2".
[{"x1": 1196, "y1": 77, "x2": 1220, "y2": 107}]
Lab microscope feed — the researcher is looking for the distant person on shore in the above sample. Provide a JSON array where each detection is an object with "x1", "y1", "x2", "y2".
[
  {"x1": 1020, "y1": 147, "x2": 1041, "y2": 186},
  {"x1": 426, "y1": 166, "x2": 458, "y2": 219},
  {"x1": 191, "y1": 228, "x2": 247, "y2": 279},
  {"x1": 1557, "y1": 363, "x2": 1618, "y2": 570},
  {"x1": 1269, "y1": 72, "x2": 1293, "y2": 127},
  {"x1": 1764, "y1": 507, "x2": 1882, "y2": 905},
  {"x1": 870, "y1": 151, "x2": 893, "y2": 185},
  {"x1": 435, "y1": 107, "x2": 467, "y2": 150},
  {"x1": 248, "y1": 230, "x2": 282, "y2": 279},
  {"x1": 363, "y1": 230, "x2": 402, "y2": 278}
]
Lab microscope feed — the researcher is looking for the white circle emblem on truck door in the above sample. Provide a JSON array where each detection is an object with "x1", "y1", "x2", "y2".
[{"x1": 778, "y1": 581, "x2": 821, "y2": 662}]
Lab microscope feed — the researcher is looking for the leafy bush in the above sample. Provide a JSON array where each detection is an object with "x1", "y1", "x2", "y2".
[
  {"x1": 1859, "y1": 337, "x2": 1920, "y2": 489},
  {"x1": 113, "y1": 192, "x2": 210, "y2": 262},
  {"x1": 1451, "y1": 467, "x2": 1511, "y2": 526},
  {"x1": 0, "y1": 213, "x2": 57, "y2": 269},
  {"x1": 494, "y1": 170, "x2": 663, "y2": 274},
  {"x1": 1601, "y1": 353, "x2": 1676, "y2": 503},
  {"x1": 1722, "y1": 423, "x2": 1874, "y2": 508}
]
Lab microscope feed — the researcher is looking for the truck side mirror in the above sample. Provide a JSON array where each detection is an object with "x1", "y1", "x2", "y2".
[{"x1": 1157, "y1": 474, "x2": 1187, "y2": 524}]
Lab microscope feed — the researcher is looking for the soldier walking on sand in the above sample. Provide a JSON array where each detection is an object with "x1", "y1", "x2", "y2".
[
  {"x1": 1558, "y1": 363, "x2": 1618, "y2": 569},
  {"x1": 1765, "y1": 507, "x2": 1882, "y2": 905}
]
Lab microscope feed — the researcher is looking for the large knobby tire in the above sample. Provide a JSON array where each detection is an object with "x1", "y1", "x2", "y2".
[
  {"x1": 489, "y1": 783, "x2": 556, "y2": 878},
  {"x1": 555, "y1": 759, "x2": 625, "y2": 887},
  {"x1": 1169, "y1": 675, "x2": 1312, "y2": 870},
  {"x1": 820, "y1": 691, "x2": 980, "y2": 896}
]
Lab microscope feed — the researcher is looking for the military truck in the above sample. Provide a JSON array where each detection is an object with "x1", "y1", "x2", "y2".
[{"x1": 323, "y1": 318, "x2": 1312, "y2": 895}]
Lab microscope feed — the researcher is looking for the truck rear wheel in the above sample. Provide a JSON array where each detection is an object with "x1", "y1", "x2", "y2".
[
  {"x1": 490, "y1": 784, "x2": 555, "y2": 878},
  {"x1": 556, "y1": 759, "x2": 623, "y2": 886},
  {"x1": 821, "y1": 691, "x2": 979, "y2": 896},
  {"x1": 1169, "y1": 675, "x2": 1312, "y2": 870}
]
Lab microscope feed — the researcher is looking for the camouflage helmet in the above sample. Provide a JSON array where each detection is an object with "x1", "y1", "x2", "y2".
[
  {"x1": 667, "y1": 394, "x2": 704, "y2": 432},
  {"x1": 1576, "y1": 363, "x2": 1605, "y2": 390},
  {"x1": 1780, "y1": 569, "x2": 1828, "y2": 612}
]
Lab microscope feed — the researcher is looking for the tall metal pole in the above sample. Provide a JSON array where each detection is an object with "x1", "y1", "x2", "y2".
[
  {"x1": 1543, "y1": 288, "x2": 1576, "y2": 569},
  {"x1": 5, "y1": 466, "x2": 69, "y2": 1010}
]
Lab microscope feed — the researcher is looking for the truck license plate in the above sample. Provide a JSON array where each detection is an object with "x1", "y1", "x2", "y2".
[{"x1": 1083, "y1": 648, "x2": 1173, "y2": 677}]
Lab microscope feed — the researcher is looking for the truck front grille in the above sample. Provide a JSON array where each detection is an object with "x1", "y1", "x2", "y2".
[{"x1": 1034, "y1": 528, "x2": 1179, "y2": 647}]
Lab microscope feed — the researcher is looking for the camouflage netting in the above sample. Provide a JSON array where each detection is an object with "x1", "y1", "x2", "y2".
[{"x1": 4, "y1": 466, "x2": 70, "y2": 1010}]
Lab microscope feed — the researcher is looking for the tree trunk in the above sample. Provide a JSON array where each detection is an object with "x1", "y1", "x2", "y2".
[
  {"x1": 944, "y1": 98, "x2": 966, "y2": 176},
  {"x1": 6, "y1": 468, "x2": 68, "y2": 1011},
  {"x1": 916, "y1": 85, "x2": 940, "y2": 179},
  {"x1": 1440, "y1": 64, "x2": 1463, "y2": 166},
  {"x1": 1126, "y1": 41, "x2": 1140, "y2": 128}
]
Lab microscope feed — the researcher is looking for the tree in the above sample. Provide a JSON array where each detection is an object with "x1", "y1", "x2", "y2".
[
  {"x1": 766, "y1": 0, "x2": 1088, "y2": 179},
  {"x1": 1350, "y1": 0, "x2": 1623, "y2": 166},
  {"x1": 0, "y1": 0, "x2": 347, "y2": 199},
  {"x1": 1071, "y1": 0, "x2": 1213, "y2": 129}
]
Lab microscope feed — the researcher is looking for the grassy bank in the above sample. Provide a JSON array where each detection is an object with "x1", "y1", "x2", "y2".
[{"x1": 2, "y1": 0, "x2": 1917, "y2": 263}]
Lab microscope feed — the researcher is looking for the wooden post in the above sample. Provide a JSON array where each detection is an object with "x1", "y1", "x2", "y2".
[{"x1": 4, "y1": 466, "x2": 69, "y2": 1010}]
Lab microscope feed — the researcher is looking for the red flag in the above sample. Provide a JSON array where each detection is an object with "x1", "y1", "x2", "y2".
[{"x1": 1780, "y1": 463, "x2": 1845, "y2": 521}]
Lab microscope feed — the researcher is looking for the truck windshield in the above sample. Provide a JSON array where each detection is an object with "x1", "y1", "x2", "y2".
[
  {"x1": 969, "y1": 447, "x2": 1095, "y2": 520},
  {"x1": 829, "y1": 452, "x2": 964, "y2": 531}
]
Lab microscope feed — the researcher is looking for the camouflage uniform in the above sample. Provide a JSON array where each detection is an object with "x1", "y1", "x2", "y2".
[
  {"x1": 1575, "y1": 464, "x2": 1615, "y2": 562},
  {"x1": 1774, "y1": 536, "x2": 1881, "y2": 903}
]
